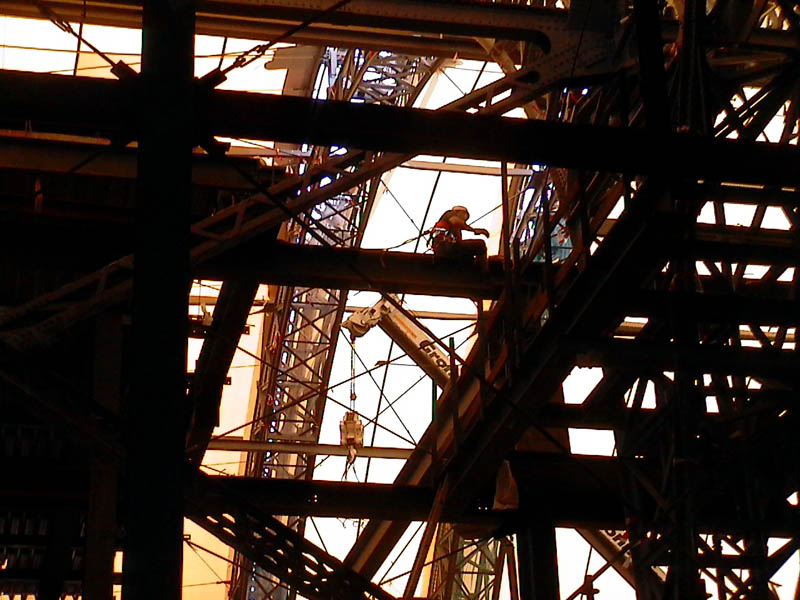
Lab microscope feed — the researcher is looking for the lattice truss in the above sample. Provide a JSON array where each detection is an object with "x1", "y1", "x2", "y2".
[
  {"x1": 231, "y1": 49, "x2": 440, "y2": 600},
  {"x1": 428, "y1": 526, "x2": 518, "y2": 600}
]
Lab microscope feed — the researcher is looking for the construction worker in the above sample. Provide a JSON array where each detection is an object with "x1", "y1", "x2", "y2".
[{"x1": 429, "y1": 205, "x2": 489, "y2": 265}]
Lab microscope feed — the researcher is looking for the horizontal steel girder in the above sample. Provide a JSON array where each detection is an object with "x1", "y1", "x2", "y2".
[
  {"x1": 207, "y1": 437, "x2": 414, "y2": 459},
  {"x1": 0, "y1": 132, "x2": 271, "y2": 189},
  {"x1": 624, "y1": 290, "x2": 800, "y2": 325},
  {"x1": 2, "y1": 1, "x2": 799, "y2": 59},
  {"x1": 200, "y1": 241, "x2": 533, "y2": 298},
  {"x1": 201, "y1": 449, "x2": 800, "y2": 535},
  {"x1": 3, "y1": 70, "x2": 800, "y2": 185},
  {"x1": 570, "y1": 338, "x2": 800, "y2": 377},
  {"x1": 0, "y1": 210, "x2": 530, "y2": 297},
  {"x1": 0, "y1": 0, "x2": 562, "y2": 58}
]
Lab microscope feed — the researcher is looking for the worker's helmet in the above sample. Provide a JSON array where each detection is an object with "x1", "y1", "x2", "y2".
[{"x1": 452, "y1": 205, "x2": 470, "y2": 219}]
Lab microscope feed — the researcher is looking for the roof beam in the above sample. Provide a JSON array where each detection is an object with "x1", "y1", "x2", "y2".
[
  {"x1": 0, "y1": 0, "x2": 561, "y2": 58},
  {"x1": 3, "y1": 70, "x2": 800, "y2": 185},
  {"x1": 2, "y1": 1, "x2": 799, "y2": 58}
]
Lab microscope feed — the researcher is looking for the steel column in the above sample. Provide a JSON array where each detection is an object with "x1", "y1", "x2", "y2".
[
  {"x1": 516, "y1": 519, "x2": 560, "y2": 600},
  {"x1": 123, "y1": 2, "x2": 194, "y2": 599},
  {"x1": 84, "y1": 461, "x2": 118, "y2": 600},
  {"x1": 84, "y1": 311, "x2": 122, "y2": 600}
]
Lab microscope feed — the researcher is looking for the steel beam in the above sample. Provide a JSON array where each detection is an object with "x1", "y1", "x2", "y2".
[
  {"x1": 0, "y1": 0, "x2": 562, "y2": 57},
  {"x1": 83, "y1": 461, "x2": 117, "y2": 600},
  {"x1": 186, "y1": 278, "x2": 260, "y2": 464},
  {"x1": 0, "y1": 212, "x2": 530, "y2": 297},
  {"x1": 36, "y1": 508, "x2": 74, "y2": 600},
  {"x1": 624, "y1": 290, "x2": 800, "y2": 325},
  {"x1": 632, "y1": 0, "x2": 670, "y2": 132},
  {"x1": 207, "y1": 437, "x2": 414, "y2": 459},
  {"x1": 516, "y1": 520, "x2": 560, "y2": 600},
  {"x1": 201, "y1": 242, "x2": 533, "y2": 298},
  {"x1": 84, "y1": 312, "x2": 121, "y2": 600},
  {"x1": 571, "y1": 338, "x2": 800, "y2": 377},
  {"x1": 3, "y1": 70, "x2": 800, "y2": 185},
  {"x1": 692, "y1": 223, "x2": 800, "y2": 262},
  {"x1": 2, "y1": 1, "x2": 800, "y2": 59},
  {"x1": 198, "y1": 451, "x2": 800, "y2": 534},
  {"x1": 0, "y1": 131, "x2": 273, "y2": 189}
]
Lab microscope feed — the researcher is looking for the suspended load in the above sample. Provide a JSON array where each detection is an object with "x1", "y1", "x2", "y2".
[
  {"x1": 339, "y1": 410, "x2": 364, "y2": 448},
  {"x1": 339, "y1": 410, "x2": 364, "y2": 467}
]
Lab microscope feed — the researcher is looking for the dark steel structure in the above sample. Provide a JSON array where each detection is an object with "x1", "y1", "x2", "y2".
[{"x1": 1, "y1": 1, "x2": 799, "y2": 600}]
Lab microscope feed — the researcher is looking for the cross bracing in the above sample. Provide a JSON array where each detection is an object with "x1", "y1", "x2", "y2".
[{"x1": 1, "y1": 1, "x2": 800, "y2": 600}]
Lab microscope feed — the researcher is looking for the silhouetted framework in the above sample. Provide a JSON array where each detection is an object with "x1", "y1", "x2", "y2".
[
  {"x1": 228, "y1": 49, "x2": 439, "y2": 600},
  {"x1": 1, "y1": 1, "x2": 800, "y2": 600}
]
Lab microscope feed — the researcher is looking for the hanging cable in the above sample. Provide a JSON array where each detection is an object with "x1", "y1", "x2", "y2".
[
  {"x1": 217, "y1": 36, "x2": 228, "y2": 70},
  {"x1": 350, "y1": 342, "x2": 357, "y2": 412},
  {"x1": 71, "y1": 0, "x2": 86, "y2": 76},
  {"x1": 341, "y1": 342, "x2": 364, "y2": 479}
]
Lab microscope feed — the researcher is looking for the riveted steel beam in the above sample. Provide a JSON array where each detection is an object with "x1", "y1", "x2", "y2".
[{"x1": 3, "y1": 70, "x2": 800, "y2": 185}]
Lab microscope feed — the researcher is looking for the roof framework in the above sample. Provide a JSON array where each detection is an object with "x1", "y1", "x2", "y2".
[{"x1": 1, "y1": 1, "x2": 800, "y2": 600}]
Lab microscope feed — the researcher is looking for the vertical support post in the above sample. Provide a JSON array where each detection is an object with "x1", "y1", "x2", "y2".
[
  {"x1": 500, "y1": 161, "x2": 519, "y2": 371},
  {"x1": 403, "y1": 478, "x2": 450, "y2": 600},
  {"x1": 448, "y1": 336, "x2": 463, "y2": 448},
  {"x1": 632, "y1": 0, "x2": 670, "y2": 132},
  {"x1": 676, "y1": 0, "x2": 709, "y2": 133},
  {"x1": 39, "y1": 508, "x2": 74, "y2": 600},
  {"x1": 576, "y1": 171, "x2": 591, "y2": 262},
  {"x1": 616, "y1": 73, "x2": 634, "y2": 212},
  {"x1": 124, "y1": 2, "x2": 194, "y2": 600},
  {"x1": 448, "y1": 337, "x2": 458, "y2": 383},
  {"x1": 505, "y1": 538, "x2": 521, "y2": 600},
  {"x1": 516, "y1": 519, "x2": 560, "y2": 600},
  {"x1": 541, "y1": 187, "x2": 554, "y2": 307},
  {"x1": 85, "y1": 461, "x2": 118, "y2": 600},
  {"x1": 85, "y1": 311, "x2": 122, "y2": 600},
  {"x1": 666, "y1": 188, "x2": 703, "y2": 600},
  {"x1": 793, "y1": 223, "x2": 800, "y2": 600},
  {"x1": 501, "y1": 162, "x2": 512, "y2": 278},
  {"x1": 475, "y1": 298, "x2": 488, "y2": 417}
]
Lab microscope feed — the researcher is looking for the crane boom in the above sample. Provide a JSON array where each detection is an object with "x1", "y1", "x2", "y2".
[{"x1": 343, "y1": 296, "x2": 453, "y2": 389}]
